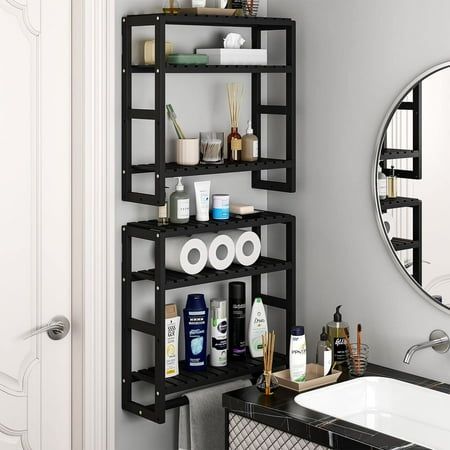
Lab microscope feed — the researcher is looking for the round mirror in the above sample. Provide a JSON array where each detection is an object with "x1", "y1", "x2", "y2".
[{"x1": 374, "y1": 62, "x2": 450, "y2": 310}]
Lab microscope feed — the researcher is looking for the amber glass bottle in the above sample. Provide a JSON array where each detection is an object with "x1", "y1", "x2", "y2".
[{"x1": 227, "y1": 127, "x2": 242, "y2": 161}]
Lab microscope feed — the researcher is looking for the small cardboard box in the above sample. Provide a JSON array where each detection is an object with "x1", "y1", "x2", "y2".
[{"x1": 274, "y1": 363, "x2": 342, "y2": 392}]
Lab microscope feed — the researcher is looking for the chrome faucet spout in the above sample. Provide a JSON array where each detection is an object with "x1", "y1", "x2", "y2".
[{"x1": 403, "y1": 330, "x2": 450, "y2": 364}]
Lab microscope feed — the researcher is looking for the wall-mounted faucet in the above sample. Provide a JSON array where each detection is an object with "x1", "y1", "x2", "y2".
[{"x1": 403, "y1": 329, "x2": 450, "y2": 364}]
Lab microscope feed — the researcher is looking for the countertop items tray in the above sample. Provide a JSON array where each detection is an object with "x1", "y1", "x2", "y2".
[{"x1": 274, "y1": 364, "x2": 341, "y2": 392}]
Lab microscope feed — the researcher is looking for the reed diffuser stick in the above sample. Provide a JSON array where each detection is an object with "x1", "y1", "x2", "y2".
[
  {"x1": 262, "y1": 331, "x2": 275, "y2": 395},
  {"x1": 226, "y1": 83, "x2": 243, "y2": 128}
]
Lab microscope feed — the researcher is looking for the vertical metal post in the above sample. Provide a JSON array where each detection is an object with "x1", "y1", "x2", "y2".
[
  {"x1": 285, "y1": 217, "x2": 296, "y2": 364},
  {"x1": 122, "y1": 227, "x2": 132, "y2": 409},
  {"x1": 251, "y1": 26, "x2": 262, "y2": 187},
  {"x1": 122, "y1": 19, "x2": 132, "y2": 201},
  {"x1": 413, "y1": 83, "x2": 422, "y2": 179},
  {"x1": 154, "y1": 234, "x2": 166, "y2": 422},
  {"x1": 251, "y1": 225, "x2": 262, "y2": 302},
  {"x1": 155, "y1": 16, "x2": 166, "y2": 206},
  {"x1": 286, "y1": 22, "x2": 296, "y2": 191},
  {"x1": 413, "y1": 203, "x2": 422, "y2": 285}
]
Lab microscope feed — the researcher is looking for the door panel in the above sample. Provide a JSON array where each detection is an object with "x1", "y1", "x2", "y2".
[{"x1": 0, "y1": 0, "x2": 71, "y2": 449}]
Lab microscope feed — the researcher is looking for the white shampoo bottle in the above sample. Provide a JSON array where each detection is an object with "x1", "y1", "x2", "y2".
[
  {"x1": 289, "y1": 326, "x2": 307, "y2": 382},
  {"x1": 248, "y1": 297, "x2": 268, "y2": 358}
]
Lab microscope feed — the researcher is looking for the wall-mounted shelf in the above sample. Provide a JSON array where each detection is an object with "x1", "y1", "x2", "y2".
[
  {"x1": 380, "y1": 197, "x2": 422, "y2": 283},
  {"x1": 122, "y1": 13, "x2": 296, "y2": 206},
  {"x1": 122, "y1": 211, "x2": 296, "y2": 423}
]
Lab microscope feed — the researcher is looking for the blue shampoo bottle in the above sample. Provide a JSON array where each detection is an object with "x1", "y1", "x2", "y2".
[{"x1": 183, "y1": 294, "x2": 208, "y2": 371}]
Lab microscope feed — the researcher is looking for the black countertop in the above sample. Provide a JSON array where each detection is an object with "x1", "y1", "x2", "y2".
[{"x1": 223, "y1": 364, "x2": 450, "y2": 450}]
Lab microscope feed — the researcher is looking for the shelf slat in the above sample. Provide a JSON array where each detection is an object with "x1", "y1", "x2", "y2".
[
  {"x1": 131, "y1": 64, "x2": 292, "y2": 74},
  {"x1": 132, "y1": 257, "x2": 291, "y2": 289},
  {"x1": 391, "y1": 238, "x2": 420, "y2": 251},
  {"x1": 131, "y1": 158, "x2": 292, "y2": 175},
  {"x1": 127, "y1": 210, "x2": 294, "y2": 238},
  {"x1": 380, "y1": 149, "x2": 420, "y2": 161},
  {"x1": 132, "y1": 351, "x2": 286, "y2": 395},
  {"x1": 380, "y1": 196, "x2": 421, "y2": 212}
]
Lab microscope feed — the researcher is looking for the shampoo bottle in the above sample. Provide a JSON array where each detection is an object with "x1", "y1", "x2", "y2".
[
  {"x1": 229, "y1": 282, "x2": 246, "y2": 359},
  {"x1": 170, "y1": 177, "x2": 190, "y2": 224},
  {"x1": 377, "y1": 166, "x2": 387, "y2": 200},
  {"x1": 289, "y1": 326, "x2": 307, "y2": 382},
  {"x1": 165, "y1": 304, "x2": 180, "y2": 378},
  {"x1": 326, "y1": 305, "x2": 349, "y2": 368},
  {"x1": 315, "y1": 326, "x2": 332, "y2": 376},
  {"x1": 248, "y1": 297, "x2": 268, "y2": 357},
  {"x1": 210, "y1": 299, "x2": 228, "y2": 367},
  {"x1": 183, "y1": 294, "x2": 208, "y2": 371}
]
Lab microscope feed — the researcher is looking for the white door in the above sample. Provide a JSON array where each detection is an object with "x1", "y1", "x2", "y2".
[{"x1": 0, "y1": 0, "x2": 71, "y2": 449}]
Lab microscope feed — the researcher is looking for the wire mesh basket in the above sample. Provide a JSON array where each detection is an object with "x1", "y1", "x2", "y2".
[{"x1": 243, "y1": 0, "x2": 259, "y2": 17}]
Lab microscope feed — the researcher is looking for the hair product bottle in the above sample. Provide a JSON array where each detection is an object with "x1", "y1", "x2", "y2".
[
  {"x1": 229, "y1": 282, "x2": 246, "y2": 359},
  {"x1": 210, "y1": 299, "x2": 228, "y2": 367},
  {"x1": 289, "y1": 326, "x2": 307, "y2": 382}
]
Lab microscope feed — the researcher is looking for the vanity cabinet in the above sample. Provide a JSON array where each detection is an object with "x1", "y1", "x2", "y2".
[{"x1": 227, "y1": 413, "x2": 328, "y2": 450}]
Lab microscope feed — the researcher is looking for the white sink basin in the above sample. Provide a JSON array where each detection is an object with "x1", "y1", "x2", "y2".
[{"x1": 295, "y1": 376, "x2": 450, "y2": 450}]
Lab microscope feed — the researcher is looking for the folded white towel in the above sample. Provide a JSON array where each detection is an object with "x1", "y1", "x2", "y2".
[{"x1": 178, "y1": 378, "x2": 252, "y2": 450}]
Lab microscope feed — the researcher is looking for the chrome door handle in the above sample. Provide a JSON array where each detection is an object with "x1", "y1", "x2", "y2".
[{"x1": 26, "y1": 315, "x2": 70, "y2": 340}]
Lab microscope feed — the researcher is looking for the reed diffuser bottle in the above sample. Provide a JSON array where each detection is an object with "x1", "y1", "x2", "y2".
[{"x1": 226, "y1": 83, "x2": 243, "y2": 161}]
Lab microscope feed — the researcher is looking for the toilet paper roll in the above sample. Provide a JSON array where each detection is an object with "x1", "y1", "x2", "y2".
[
  {"x1": 382, "y1": 213, "x2": 396, "y2": 239},
  {"x1": 165, "y1": 237, "x2": 208, "y2": 275},
  {"x1": 199, "y1": 233, "x2": 235, "y2": 270},
  {"x1": 222, "y1": 229, "x2": 261, "y2": 266}
]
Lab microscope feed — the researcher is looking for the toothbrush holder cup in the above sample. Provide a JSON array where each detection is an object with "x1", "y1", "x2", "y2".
[
  {"x1": 176, "y1": 138, "x2": 200, "y2": 166},
  {"x1": 346, "y1": 343, "x2": 369, "y2": 377}
]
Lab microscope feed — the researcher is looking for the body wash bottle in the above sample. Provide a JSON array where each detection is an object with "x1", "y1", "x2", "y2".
[
  {"x1": 377, "y1": 166, "x2": 387, "y2": 200},
  {"x1": 248, "y1": 297, "x2": 268, "y2": 357},
  {"x1": 241, "y1": 120, "x2": 258, "y2": 162},
  {"x1": 289, "y1": 326, "x2": 306, "y2": 382},
  {"x1": 316, "y1": 326, "x2": 332, "y2": 376},
  {"x1": 326, "y1": 305, "x2": 349, "y2": 369},
  {"x1": 169, "y1": 177, "x2": 189, "y2": 224}
]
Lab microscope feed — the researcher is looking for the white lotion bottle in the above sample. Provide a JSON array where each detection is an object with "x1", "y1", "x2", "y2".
[
  {"x1": 289, "y1": 326, "x2": 307, "y2": 382},
  {"x1": 377, "y1": 166, "x2": 387, "y2": 200},
  {"x1": 248, "y1": 297, "x2": 268, "y2": 358}
]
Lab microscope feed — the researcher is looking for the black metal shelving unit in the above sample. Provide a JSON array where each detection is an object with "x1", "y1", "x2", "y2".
[
  {"x1": 381, "y1": 197, "x2": 422, "y2": 284},
  {"x1": 122, "y1": 13, "x2": 296, "y2": 206},
  {"x1": 122, "y1": 212, "x2": 296, "y2": 423}
]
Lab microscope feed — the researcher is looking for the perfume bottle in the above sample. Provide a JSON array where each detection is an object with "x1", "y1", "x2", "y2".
[
  {"x1": 387, "y1": 165, "x2": 397, "y2": 198},
  {"x1": 162, "y1": 0, "x2": 180, "y2": 15}
]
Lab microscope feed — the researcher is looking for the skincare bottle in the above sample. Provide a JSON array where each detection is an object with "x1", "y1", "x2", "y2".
[
  {"x1": 326, "y1": 305, "x2": 349, "y2": 368},
  {"x1": 183, "y1": 294, "x2": 208, "y2": 371},
  {"x1": 387, "y1": 165, "x2": 397, "y2": 198},
  {"x1": 229, "y1": 281, "x2": 246, "y2": 359},
  {"x1": 210, "y1": 299, "x2": 228, "y2": 367},
  {"x1": 241, "y1": 120, "x2": 258, "y2": 162},
  {"x1": 165, "y1": 304, "x2": 180, "y2": 378},
  {"x1": 194, "y1": 180, "x2": 210, "y2": 222},
  {"x1": 248, "y1": 297, "x2": 268, "y2": 358},
  {"x1": 316, "y1": 327, "x2": 332, "y2": 376},
  {"x1": 169, "y1": 177, "x2": 190, "y2": 224},
  {"x1": 289, "y1": 326, "x2": 307, "y2": 382},
  {"x1": 377, "y1": 166, "x2": 387, "y2": 200}
]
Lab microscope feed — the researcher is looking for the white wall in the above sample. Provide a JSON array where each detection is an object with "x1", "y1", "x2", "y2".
[
  {"x1": 267, "y1": 0, "x2": 450, "y2": 381},
  {"x1": 114, "y1": 1, "x2": 268, "y2": 449}
]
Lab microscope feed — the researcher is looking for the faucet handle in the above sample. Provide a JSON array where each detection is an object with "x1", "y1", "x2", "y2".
[{"x1": 430, "y1": 329, "x2": 450, "y2": 353}]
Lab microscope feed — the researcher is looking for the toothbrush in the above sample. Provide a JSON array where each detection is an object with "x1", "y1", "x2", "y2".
[
  {"x1": 166, "y1": 104, "x2": 186, "y2": 139},
  {"x1": 357, "y1": 323, "x2": 362, "y2": 375}
]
